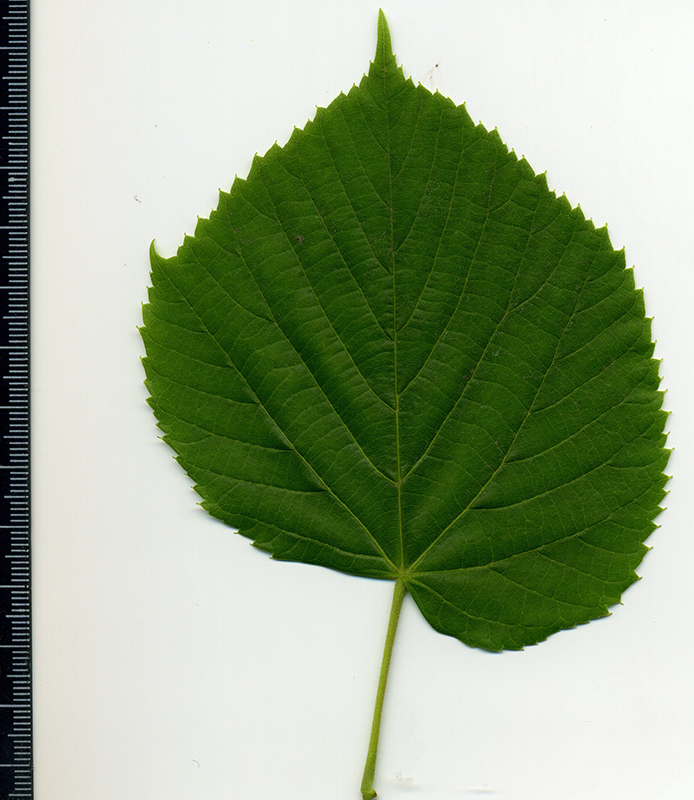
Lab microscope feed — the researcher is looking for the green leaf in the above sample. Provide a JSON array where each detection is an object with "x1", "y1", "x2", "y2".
[
  {"x1": 142, "y1": 9, "x2": 668, "y2": 648},
  {"x1": 141, "y1": 10, "x2": 669, "y2": 796}
]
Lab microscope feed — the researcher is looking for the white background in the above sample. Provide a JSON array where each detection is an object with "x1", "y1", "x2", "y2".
[{"x1": 32, "y1": 1, "x2": 693, "y2": 798}]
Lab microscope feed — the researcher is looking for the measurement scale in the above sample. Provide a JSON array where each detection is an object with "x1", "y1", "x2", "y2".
[{"x1": 0, "y1": 0, "x2": 30, "y2": 797}]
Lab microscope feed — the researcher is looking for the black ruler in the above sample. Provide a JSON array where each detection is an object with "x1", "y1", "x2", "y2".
[{"x1": 0, "y1": 0, "x2": 29, "y2": 798}]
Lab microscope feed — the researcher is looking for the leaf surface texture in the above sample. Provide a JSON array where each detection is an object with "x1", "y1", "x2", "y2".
[{"x1": 142, "y1": 13, "x2": 669, "y2": 651}]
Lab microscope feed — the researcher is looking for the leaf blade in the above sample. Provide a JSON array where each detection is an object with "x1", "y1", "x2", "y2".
[{"x1": 142, "y1": 12, "x2": 669, "y2": 651}]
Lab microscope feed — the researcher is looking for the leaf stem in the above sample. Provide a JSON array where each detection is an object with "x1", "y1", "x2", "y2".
[{"x1": 360, "y1": 577, "x2": 406, "y2": 800}]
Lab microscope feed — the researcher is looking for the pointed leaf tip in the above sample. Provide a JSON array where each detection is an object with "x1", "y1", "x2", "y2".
[
  {"x1": 377, "y1": 9, "x2": 391, "y2": 47},
  {"x1": 373, "y1": 9, "x2": 396, "y2": 77}
]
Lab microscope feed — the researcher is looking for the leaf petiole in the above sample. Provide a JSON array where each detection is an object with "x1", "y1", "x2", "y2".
[{"x1": 360, "y1": 577, "x2": 406, "y2": 800}]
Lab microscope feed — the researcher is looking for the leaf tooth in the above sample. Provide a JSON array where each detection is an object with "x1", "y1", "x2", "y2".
[
  {"x1": 287, "y1": 125, "x2": 303, "y2": 144},
  {"x1": 555, "y1": 192, "x2": 572, "y2": 212},
  {"x1": 534, "y1": 170, "x2": 549, "y2": 190},
  {"x1": 594, "y1": 221, "x2": 615, "y2": 245},
  {"x1": 488, "y1": 127, "x2": 505, "y2": 148},
  {"x1": 455, "y1": 100, "x2": 471, "y2": 123},
  {"x1": 502, "y1": 132, "x2": 514, "y2": 151},
  {"x1": 181, "y1": 233, "x2": 197, "y2": 252},
  {"x1": 570, "y1": 202, "x2": 587, "y2": 223},
  {"x1": 230, "y1": 174, "x2": 247, "y2": 194},
  {"x1": 517, "y1": 155, "x2": 542, "y2": 182},
  {"x1": 246, "y1": 152, "x2": 264, "y2": 181},
  {"x1": 312, "y1": 105, "x2": 328, "y2": 123},
  {"x1": 194, "y1": 215, "x2": 210, "y2": 238},
  {"x1": 259, "y1": 142, "x2": 283, "y2": 168}
]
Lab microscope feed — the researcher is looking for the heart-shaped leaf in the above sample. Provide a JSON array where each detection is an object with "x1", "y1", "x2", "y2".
[{"x1": 141, "y1": 12, "x2": 669, "y2": 798}]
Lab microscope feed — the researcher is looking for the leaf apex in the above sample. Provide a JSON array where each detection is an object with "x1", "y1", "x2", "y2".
[
  {"x1": 371, "y1": 9, "x2": 398, "y2": 78},
  {"x1": 377, "y1": 9, "x2": 392, "y2": 54}
]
